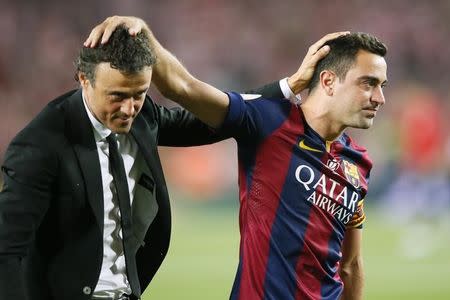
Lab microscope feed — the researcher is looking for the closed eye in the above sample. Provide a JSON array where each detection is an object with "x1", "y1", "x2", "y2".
[
  {"x1": 134, "y1": 91, "x2": 147, "y2": 99},
  {"x1": 108, "y1": 90, "x2": 147, "y2": 102},
  {"x1": 109, "y1": 92, "x2": 127, "y2": 101}
]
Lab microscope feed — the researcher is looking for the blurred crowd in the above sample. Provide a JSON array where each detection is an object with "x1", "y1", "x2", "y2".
[{"x1": 1, "y1": 0, "x2": 449, "y2": 222}]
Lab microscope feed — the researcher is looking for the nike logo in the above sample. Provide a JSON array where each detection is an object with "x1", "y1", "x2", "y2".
[{"x1": 298, "y1": 139, "x2": 322, "y2": 153}]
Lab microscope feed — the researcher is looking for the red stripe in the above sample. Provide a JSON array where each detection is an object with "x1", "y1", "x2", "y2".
[
  {"x1": 237, "y1": 105, "x2": 302, "y2": 300},
  {"x1": 238, "y1": 162, "x2": 248, "y2": 256},
  {"x1": 294, "y1": 206, "x2": 334, "y2": 300}
]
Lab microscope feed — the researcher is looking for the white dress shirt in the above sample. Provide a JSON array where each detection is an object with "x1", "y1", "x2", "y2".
[
  {"x1": 82, "y1": 96, "x2": 141, "y2": 299},
  {"x1": 279, "y1": 77, "x2": 302, "y2": 104}
]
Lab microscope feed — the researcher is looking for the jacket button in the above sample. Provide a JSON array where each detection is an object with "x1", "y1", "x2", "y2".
[{"x1": 82, "y1": 286, "x2": 91, "y2": 295}]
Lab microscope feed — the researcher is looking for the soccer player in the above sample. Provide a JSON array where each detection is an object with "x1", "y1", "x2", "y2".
[{"x1": 88, "y1": 17, "x2": 386, "y2": 300}]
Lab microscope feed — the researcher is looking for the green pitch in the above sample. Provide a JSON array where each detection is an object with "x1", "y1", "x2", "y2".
[{"x1": 143, "y1": 205, "x2": 450, "y2": 299}]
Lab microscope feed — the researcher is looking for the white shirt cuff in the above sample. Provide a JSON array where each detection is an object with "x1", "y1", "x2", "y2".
[{"x1": 279, "y1": 77, "x2": 302, "y2": 104}]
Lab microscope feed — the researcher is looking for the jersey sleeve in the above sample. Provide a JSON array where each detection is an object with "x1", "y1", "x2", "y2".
[{"x1": 220, "y1": 92, "x2": 291, "y2": 143}]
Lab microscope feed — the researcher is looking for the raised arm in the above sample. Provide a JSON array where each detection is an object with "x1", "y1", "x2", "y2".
[{"x1": 148, "y1": 32, "x2": 230, "y2": 129}]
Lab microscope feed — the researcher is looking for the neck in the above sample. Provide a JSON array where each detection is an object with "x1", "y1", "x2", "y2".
[{"x1": 301, "y1": 95, "x2": 345, "y2": 141}]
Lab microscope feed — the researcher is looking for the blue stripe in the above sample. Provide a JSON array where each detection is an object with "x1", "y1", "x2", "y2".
[
  {"x1": 238, "y1": 146, "x2": 258, "y2": 197},
  {"x1": 262, "y1": 145, "x2": 314, "y2": 300},
  {"x1": 321, "y1": 218, "x2": 345, "y2": 299},
  {"x1": 230, "y1": 148, "x2": 257, "y2": 300}
]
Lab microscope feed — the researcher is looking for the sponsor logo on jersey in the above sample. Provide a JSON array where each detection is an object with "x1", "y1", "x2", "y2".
[
  {"x1": 298, "y1": 139, "x2": 322, "y2": 153},
  {"x1": 343, "y1": 160, "x2": 360, "y2": 188},
  {"x1": 295, "y1": 164, "x2": 361, "y2": 224}
]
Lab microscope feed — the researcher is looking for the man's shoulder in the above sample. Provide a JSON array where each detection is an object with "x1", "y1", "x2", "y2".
[
  {"x1": 224, "y1": 92, "x2": 297, "y2": 141},
  {"x1": 11, "y1": 90, "x2": 78, "y2": 146}
]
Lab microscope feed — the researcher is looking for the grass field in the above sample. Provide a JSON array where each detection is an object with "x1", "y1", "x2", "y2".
[{"x1": 142, "y1": 203, "x2": 450, "y2": 299}]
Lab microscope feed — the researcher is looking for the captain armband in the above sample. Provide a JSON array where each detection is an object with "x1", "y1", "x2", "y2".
[{"x1": 346, "y1": 200, "x2": 365, "y2": 229}]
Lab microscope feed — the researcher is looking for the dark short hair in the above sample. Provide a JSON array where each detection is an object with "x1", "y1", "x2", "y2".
[
  {"x1": 74, "y1": 25, "x2": 156, "y2": 85},
  {"x1": 308, "y1": 32, "x2": 387, "y2": 91}
]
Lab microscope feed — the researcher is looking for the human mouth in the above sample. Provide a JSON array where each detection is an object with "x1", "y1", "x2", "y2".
[
  {"x1": 362, "y1": 107, "x2": 378, "y2": 118},
  {"x1": 114, "y1": 117, "x2": 133, "y2": 127}
]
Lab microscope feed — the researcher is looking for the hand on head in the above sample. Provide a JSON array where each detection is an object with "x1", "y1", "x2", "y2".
[
  {"x1": 288, "y1": 31, "x2": 350, "y2": 94},
  {"x1": 84, "y1": 16, "x2": 148, "y2": 48}
]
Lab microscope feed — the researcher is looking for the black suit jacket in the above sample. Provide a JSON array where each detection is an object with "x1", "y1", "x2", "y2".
[{"x1": 0, "y1": 82, "x2": 283, "y2": 299}]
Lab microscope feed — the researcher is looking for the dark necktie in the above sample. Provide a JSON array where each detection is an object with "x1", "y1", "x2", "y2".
[{"x1": 106, "y1": 134, "x2": 141, "y2": 297}]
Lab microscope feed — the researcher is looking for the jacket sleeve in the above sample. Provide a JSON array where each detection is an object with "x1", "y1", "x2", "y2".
[{"x1": 0, "y1": 133, "x2": 56, "y2": 298}]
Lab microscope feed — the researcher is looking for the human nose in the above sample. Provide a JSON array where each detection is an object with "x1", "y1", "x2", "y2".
[
  {"x1": 121, "y1": 98, "x2": 135, "y2": 116},
  {"x1": 371, "y1": 85, "x2": 385, "y2": 106}
]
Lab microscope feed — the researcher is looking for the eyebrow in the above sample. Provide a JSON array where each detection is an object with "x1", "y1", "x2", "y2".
[
  {"x1": 107, "y1": 89, "x2": 148, "y2": 97},
  {"x1": 358, "y1": 76, "x2": 388, "y2": 86}
]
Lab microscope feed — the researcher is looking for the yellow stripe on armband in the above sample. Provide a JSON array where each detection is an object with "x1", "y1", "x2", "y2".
[{"x1": 346, "y1": 200, "x2": 366, "y2": 228}]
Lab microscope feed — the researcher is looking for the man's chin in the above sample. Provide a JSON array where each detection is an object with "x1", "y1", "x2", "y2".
[
  {"x1": 108, "y1": 119, "x2": 134, "y2": 133},
  {"x1": 359, "y1": 120, "x2": 373, "y2": 129},
  {"x1": 350, "y1": 119, "x2": 373, "y2": 130},
  {"x1": 109, "y1": 123, "x2": 132, "y2": 134}
]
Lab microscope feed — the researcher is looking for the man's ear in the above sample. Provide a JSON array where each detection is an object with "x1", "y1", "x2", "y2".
[
  {"x1": 78, "y1": 72, "x2": 91, "y2": 89},
  {"x1": 319, "y1": 70, "x2": 336, "y2": 96}
]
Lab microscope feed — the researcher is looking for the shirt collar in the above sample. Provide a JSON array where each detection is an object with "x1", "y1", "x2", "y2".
[{"x1": 82, "y1": 91, "x2": 111, "y2": 142}]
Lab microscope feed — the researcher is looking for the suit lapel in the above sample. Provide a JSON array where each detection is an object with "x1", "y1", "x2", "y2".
[
  {"x1": 130, "y1": 114, "x2": 163, "y2": 189},
  {"x1": 128, "y1": 101, "x2": 172, "y2": 287},
  {"x1": 65, "y1": 90, "x2": 104, "y2": 232},
  {"x1": 130, "y1": 112, "x2": 172, "y2": 231}
]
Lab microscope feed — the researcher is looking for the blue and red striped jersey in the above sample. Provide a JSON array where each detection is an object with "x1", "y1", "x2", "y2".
[{"x1": 221, "y1": 92, "x2": 373, "y2": 300}]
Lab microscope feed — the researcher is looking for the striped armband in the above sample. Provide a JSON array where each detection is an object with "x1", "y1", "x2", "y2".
[{"x1": 346, "y1": 199, "x2": 366, "y2": 228}]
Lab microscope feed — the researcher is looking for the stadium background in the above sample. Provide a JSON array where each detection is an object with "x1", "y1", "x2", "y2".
[{"x1": 1, "y1": 0, "x2": 449, "y2": 299}]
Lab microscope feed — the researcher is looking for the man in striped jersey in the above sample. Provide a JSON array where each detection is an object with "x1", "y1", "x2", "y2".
[{"x1": 88, "y1": 17, "x2": 387, "y2": 300}]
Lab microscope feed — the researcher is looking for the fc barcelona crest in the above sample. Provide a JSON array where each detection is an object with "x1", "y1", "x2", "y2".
[{"x1": 343, "y1": 160, "x2": 360, "y2": 188}]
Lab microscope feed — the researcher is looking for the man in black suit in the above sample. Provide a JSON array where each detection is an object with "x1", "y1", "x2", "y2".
[{"x1": 0, "y1": 22, "x2": 326, "y2": 299}]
